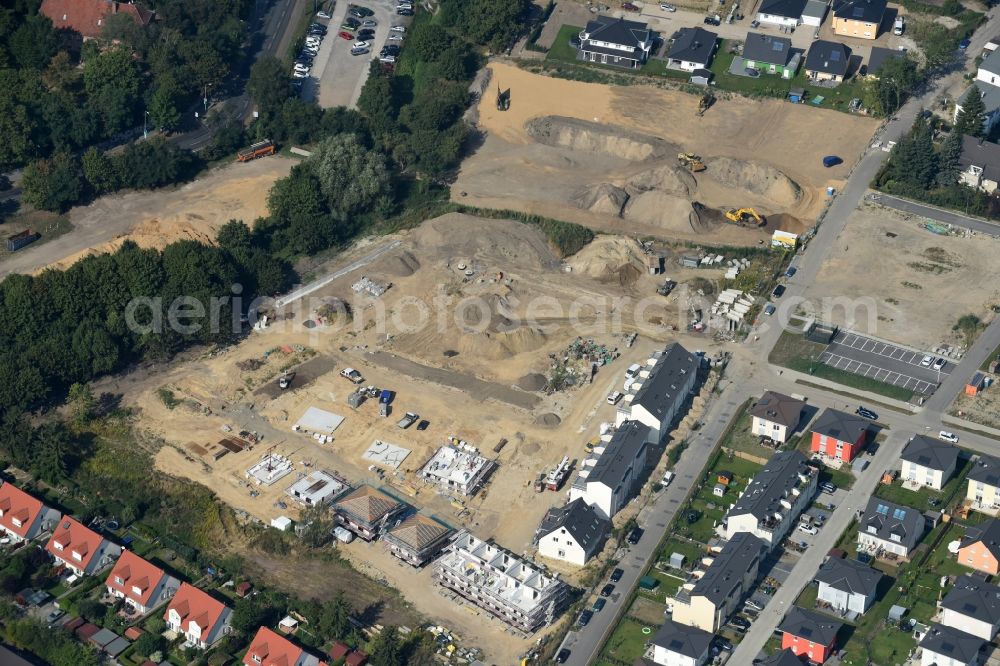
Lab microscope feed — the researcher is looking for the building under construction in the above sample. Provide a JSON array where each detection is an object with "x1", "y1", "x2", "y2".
[{"x1": 419, "y1": 443, "x2": 496, "y2": 496}]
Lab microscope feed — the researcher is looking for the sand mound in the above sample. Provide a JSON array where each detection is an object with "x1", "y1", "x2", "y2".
[
  {"x1": 572, "y1": 183, "x2": 630, "y2": 217},
  {"x1": 518, "y1": 373, "x2": 547, "y2": 391},
  {"x1": 768, "y1": 213, "x2": 807, "y2": 234},
  {"x1": 456, "y1": 326, "x2": 548, "y2": 361},
  {"x1": 704, "y1": 157, "x2": 801, "y2": 207},
  {"x1": 382, "y1": 251, "x2": 421, "y2": 277},
  {"x1": 623, "y1": 192, "x2": 702, "y2": 233},
  {"x1": 535, "y1": 413, "x2": 561, "y2": 427},
  {"x1": 520, "y1": 441, "x2": 541, "y2": 456},
  {"x1": 569, "y1": 236, "x2": 646, "y2": 283},
  {"x1": 626, "y1": 165, "x2": 697, "y2": 197},
  {"x1": 525, "y1": 116, "x2": 674, "y2": 162}
]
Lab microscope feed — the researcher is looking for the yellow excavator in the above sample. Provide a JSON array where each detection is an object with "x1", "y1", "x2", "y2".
[
  {"x1": 724, "y1": 208, "x2": 765, "y2": 226},
  {"x1": 677, "y1": 152, "x2": 706, "y2": 172}
]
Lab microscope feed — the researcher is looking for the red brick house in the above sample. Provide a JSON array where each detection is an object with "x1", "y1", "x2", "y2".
[
  {"x1": 779, "y1": 606, "x2": 843, "y2": 663},
  {"x1": 39, "y1": 0, "x2": 154, "y2": 40},
  {"x1": 810, "y1": 408, "x2": 869, "y2": 462}
]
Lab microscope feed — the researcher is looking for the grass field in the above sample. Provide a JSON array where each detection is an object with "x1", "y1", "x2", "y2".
[
  {"x1": 598, "y1": 617, "x2": 653, "y2": 664},
  {"x1": 672, "y1": 451, "x2": 763, "y2": 543}
]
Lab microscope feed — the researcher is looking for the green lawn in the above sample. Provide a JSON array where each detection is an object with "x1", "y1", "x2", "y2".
[
  {"x1": 795, "y1": 583, "x2": 819, "y2": 609},
  {"x1": 875, "y1": 456, "x2": 973, "y2": 514},
  {"x1": 673, "y1": 452, "x2": 763, "y2": 542},
  {"x1": 982, "y1": 343, "x2": 1000, "y2": 372},
  {"x1": 598, "y1": 618, "x2": 653, "y2": 664},
  {"x1": 658, "y1": 537, "x2": 707, "y2": 569},
  {"x1": 546, "y1": 24, "x2": 582, "y2": 63}
]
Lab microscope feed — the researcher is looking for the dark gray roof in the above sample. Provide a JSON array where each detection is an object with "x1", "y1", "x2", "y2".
[
  {"x1": 866, "y1": 46, "x2": 903, "y2": 76},
  {"x1": 940, "y1": 574, "x2": 1000, "y2": 624},
  {"x1": 968, "y1": 455, "x2": 1000, "y2": 486},
  {"x1": 802, "y1": 0, "x2": 828, "y2": 19},
  {"x1": 981, "y1": 47, "x2": 1000, "y2": 76},
  {"x1": 778, "y1": 607, "x2": 843, "y2": 646},
  {"x1": 760, "y1": 649, "x2": 807, "y2": 666},
  {"x1": 667, "y1": 27, "x2": 717, "y2": 65},
  {"x1": 691, "y1": 532, "x2": 765, "y2": 605},
  {"x1": 630, "y1": 342, "x2": 698, "y2": 421},
  {"x1": 805, "y1": 40, "x2": 851, "y2": 76},
  {"x1": 919, "y1": 623, "x2": 986, "y2": 662},
  {"x1": 750, "y1": 391, "x2": 805, "y2": 428},
  {"x1": 536, "y1": 498, "x2": 609, "y2": 557},
  {"x1": 959, "y1": 135, "x2": 1000, "y2": 184},
  {"x1": 815, "y1": 556, "x2": 883, "y2": 595},
  {"x1": 901, "y1": 435, "x2": 959, "y2": 473},
  {"x1": 811, "y1": 408, "x2": 869, "y2": 443},
  {"x1": 832, "y1": 0, "x2": 887, "y2": 23},
  {"x1": 743, "y1": 32, "x2": 792, "y2": 67},
  {"x1": 759, "y1": 0, "x2": 807, "y2": 19},
  {"x1": 650, "y1": 618, "x2": 713, "y2": 659},
  {"x1": 583, "y1": 15, "x2": 650, "y2": 49},
  {"x1": 960, "y1": 518, "x2": 1000, "y2": 560},
  {"x1": 588, "y1": 420, "x2": 650, "y2": 488},
  {"x1": 859, "y1": 497, "x2": 925, "y2": 551},
  {"x1": 0, "y1": 646, "x2": 41, "y2": 666},
  {"x1": 725, "y1": 450, "x2": 813, "y2": 522}
]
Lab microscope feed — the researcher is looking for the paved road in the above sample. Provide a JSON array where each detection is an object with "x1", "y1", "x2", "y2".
[{"x1": 873, "y1": 193, "x2": 1000, "y2": 237}]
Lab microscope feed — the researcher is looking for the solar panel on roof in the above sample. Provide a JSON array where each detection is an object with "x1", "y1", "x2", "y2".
[
  {"x1": 876, "y1": 504, "x2": 889, "y2": 516},
  {"x1": 893, "y1": 508, "x2": 906, "y2": 520},
  {"x1": 772, "y1": 42, "x2": 783, "y2": 51}
]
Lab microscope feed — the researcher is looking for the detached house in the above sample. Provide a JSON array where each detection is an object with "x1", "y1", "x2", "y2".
[
  {"x1": 743, "y1": 33, "x2": 799, "y2": 79},
  {"x1": 761, "y1": 650, "x2": 812, "y2": 666},
  {"x1": 901, "y1": 435, "x2": 959, "y2": 490},
  {"x1": 967, "y1": 455, "x2": 1000, "y2": 513},
  {"x1": 724, "y1": 450, "x2": 817, "y2": 550},
  {"x1": 535, "y1": 498, "x2": 610, "y2": 566},
  {"x1": 570, "y1": 420, "x2": 651, "y2": 519},
  {"x1": 805, "y1": 40, "x2": 852, "y2": 83},
  {"x1": 810, "y1": 408, "x2": 869, "y2": 463},
  {"x1": 0, "y1": 483, "x2": 61, "y2": 543},
  {"x1": 650, "y1": 618, "x2": 713, "y2": 666},
  {"x1": 756, "y1": 0, "x2": 807, "y2": 28},
  {"x1": 332, "y1": 485, "x2": 407, "y2": 541},
  {"x1": 243, "y1": 626, "x2": 324, "y2": 666},
  {"x1": 959, "y1": 136, "x2": 1000, "y2": 194},
  {"x1": 779, "y1": 606, "x2": 843, "y2": 663},
  {"x1": 831, "y1": 0, "x2": 887, "y2": 39},
  {"x1": 750, "y1": 391, "x2": 805, "y2": 444},
  {"x1": 815, "y1": 556, "x2": 883, "y2": 615},
  {"x1": 958, "y1": 519, "x2": 1000, "y2": 575},
  {"x1": 382, "y1": 513, "x2": 454, "y2": 567},
  {"x1": 857, "y1": 497, "x2": 926, "y2": 558},
  {"x1": 865, "y1": 46, "x2": 905, "y2": 78},
  {"x1": 672, "y1": 532, "x2": 765, "y2": 632},
  {"x1": 165, "y1": 583, "x2": 232, "y2": 649},
  {"x1": 45, "y1": 516, "x2": 121, "y2": 576},
  {"x1": 578, "y1": 16, "x2": 654, "y2": 69},
  {"x1": 955, "y1": 52, "x2": 1000, "y2": 135},
  {"x1": 919, "y1": 623, "x2": 986, "y2": 666},
  {"x1": 105, "y1": 551, "x2": 179, "y2": 615},
  {"x1": 616, "y1": 342, "x2": 699, "y2": 444},
  {"x1": 939, "y1": 574, "x2": 1000, "y2": 641},
  {"x1": 39, "y1": 0, "x2": 155, "y2": 40},
  {"x1": 666, "y1": 28, "x2": 718, "y2": 72}
]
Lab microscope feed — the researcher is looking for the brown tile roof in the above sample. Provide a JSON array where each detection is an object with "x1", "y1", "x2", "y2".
[
  {"x1": 243, "y1": 626, "x2": 305, "y2": 666},
  {"x1": 39, "y1": 0, "x2": 154, "y2": 39},
  {"x1": 334, "y1": 486, "x2": 401, "y2": 524},
  {"x1": 346, "y1": 650, "x2": 368, "y2": 666},
  {"x1": 385, "y1": 513, "x2": 452, "y2": 550},
  {"x1": 749, "y1": 391, "x2": 805, "y2": 428}
]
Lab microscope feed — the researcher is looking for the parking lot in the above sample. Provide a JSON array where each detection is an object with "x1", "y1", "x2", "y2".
[
  {"x1": 819, "y1": 331, "x2": 951, "y2": 396},
  {"x1": 302, "y1": 0, "x2": 408, "y2": 109}
]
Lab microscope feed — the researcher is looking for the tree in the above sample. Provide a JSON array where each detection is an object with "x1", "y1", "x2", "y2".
[
  {"x1": 231, "y1": 597, "x2": 277, "y2": 633},
  {"x1": 21, "y1": 151, "x2": 83, "y2": 212},
  {"x1": 78, "y1": 598, "x2": 105, "y2": 622},
  {"x1": 954, "y1": 313, "x2": 984, "y2": 346},
  {"x1": 84, "y1": 45, "x2": 141, "y2": 135},
  {"x1": 356, "y1": 68, "x2": 399, "y2": 139},
  {"x1": 936, "y1": 131, "x2": 964, "y2": 186},
  {"x1": 217, "y1": 220, "x2": 253, "y2": 249},
  {"x1": 134, "y1": 632, "x2": 166, "y2": 657},
  {"x1": 318, "y1": 592, "x2": 353, "y2": 641},
  {"x1": 369, "y1": 626, "x2": 402, "y2": 666},
  {"x1": 81, "y1": 147, "x2": 119, "y2": 194},
  {"x1": 67, "y1": 383, "x2": 95, "y2": 425},
  {"x1": 921, "y1": 25, "x2": 958, "y2": 72},
  {"x1": 248, "y1": 56, "x2": 293, "y2": 121},
  {"x1": 407, "y1": 22, "x2": 453, "y2": 62},
  {"x1": 861, "y1": 55, "x2": 918, "y2": 118},
  {"x1": 955, "y1": 86, "x2": 987, "y2": 138},
  {"x1": 310, "y1": 134, "x2": 391, "y2": 216},
  {"x1": 887, "y1": 115, "x2": 937, "y2": 189},
  {"x1": 440, "y1": 0, "x2": 529, "y2": 51},
  {"x1": 8, "y1": 14, "x2": 59, "y2": 69},
  {"x1": 148, "y1": 82, "x2": 182, "y2": 132}
]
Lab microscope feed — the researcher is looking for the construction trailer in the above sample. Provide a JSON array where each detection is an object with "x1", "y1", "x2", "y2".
[
  {"x1": 771, "y1": 230, "x2": 799, "y2": 249},
  {"x1": 236, "y1": 139, "x2": 275, "y2": 162}
]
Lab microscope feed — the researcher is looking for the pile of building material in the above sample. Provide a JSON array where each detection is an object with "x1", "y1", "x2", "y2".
[
  {"x1": 700, "y1": 254, "x2": 726, "y2": 267},
  {"x1": 246, "y1": 453, "x2": 294, "y2": 486},
  {"x1": 711, "y1": 288, "x2": 755, "y2": 327},
  {"x1": 546, "y1": 338, "x2": 619, "y2": 392},
  {"x1": 351, "y1": 276, "x2": 391, "y2": 297},
  {"x1": 724, "y1": 257, "x2": 750, "y2": 280}
]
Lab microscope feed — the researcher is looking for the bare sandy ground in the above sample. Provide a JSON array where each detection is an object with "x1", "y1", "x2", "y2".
[
  {"x1": 0, "y1": 156, "x2": 294, "y2": 277},
  {"x1": 456, "y1": 63, "x2": 879, "y2": 246},
  {"x1": 802, "y1": 204, "x2": 1000, "y2": 351}
]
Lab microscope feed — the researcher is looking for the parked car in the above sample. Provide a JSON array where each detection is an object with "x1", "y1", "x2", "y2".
[
  {"x1": 353, "y1": 40, "x2": 369, "y2": 48},
  {"x1": 730, "y1": 616, "x2": 751, "y2": 631},
  {"x1": 785, "y1": 266, "x2": 797, "y2": 278},
  {"x1": 391, "y1": 25, "x2": 406, "y2": 32},
  {"x1": 714, "y1": 638, "x2": 733, "y2": 652},
  {"x1": 339, "y1": 30, "x2": 355, "y2": 39},
  {"x1": 556, "y1": 649, "x2": 571, "y2": 664},
  {"x1": 764, "y1": 304, "x2": 776, "y2": 316},
  {"x1": 750, "y1": 19, "x2": 760, "y2": 27},
  {"x1": 772, "y1": 284, "x2": 786, "y2": 298},
  {"x1": 939, "y1": 430, "x2": 959, "y2": 443},
  {"x1": 593, "y1": 598, "x2": 607, "y2": 612},
  {"x1": 662, "y1": 471, "x2": 674, "y2": 486},
  {"x1": 388, "y1": 33, "x2": 404, "y2": 40},
  {"x1": 379, "y1": 54, "x2": 396, "y2": 62},
  {"x1": 361, "y1": 19, "x2": 377, "y2": 27},
  {"x1": 933, "y1": 357, "x2": 946, "y2": 371},
  {"x1": 416, "y1": 419, "x2": 430, "y2": 431},
  {"x1": 798, "y1": 523, "x2": 818, "y2": 536},
  {"x1": 293, "y1": 70, "x2": 309, "y2": 78},
  {"x1": 820, "y1": 481, "x2": 836, "y2": 494},
  {"x1": 705, "y1": 15, "x2": 721, "y2": 25},
  {"x1": 342, "y1": 17, "x2": 360, "y2": 28},
  {"x1": 381, "y1": 45, "x2": 400, "y2": 55},
  {"x1": 317, "y1": 10, "x2": 332, "y2": 18},
  {"x1": 396, "y1": 7, "x2": 413, "y2": 15},
  {"x1": 960, "y1": 38, "x2": 971, "y2": 49},
  {"x1": 856, "y1": 406, "x2": 878, "y2": 420},
  {"x1": 397, "y1": 411, "x2": 419, "y2": 428},
  {"x1": 600, "y1": 583, "x2": 615, "y2": 597},
  {"x1": 744, "y1": 598, "x2": 765, "y2": 612},
  {"x1": 607, "y1": 391, "x2": 623, "y2": 405},
  {"x1": 660, "y1": 2, "x2": 677, "y2": 10},
  {"x1": 310, "y1": 23, "x2": 328, "y2": 32},
  {"x1": 622, "y1": 1, "x2": 640, "y2": 10},
  {"x1": 357, "y1": 29, "x2": 375, "y2": 39},
  {"x1": 46, "y1": 609, "x2": 64, "y2": 625},
  {"x1": 578, "y1": 609, "x2": 593, "y2": 626},
  {"x1": 627, "y1": 527, "x2": 644, "y2": 545},
  {"x1": 610, "y1": 568, "x2": 624, "y2": 583},
  {"x1": 351, "y1": 46, "x2": 370, "y2": 55},
  {"x1": 920, "y1": 355, "x2": 933, "y2": 367}
]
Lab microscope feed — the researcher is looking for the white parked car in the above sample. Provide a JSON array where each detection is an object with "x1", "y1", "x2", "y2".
[
  {"x1": 939, "y1": 430, "x2": 959, "y2": 443},
  {"x1": 920, "y1": 355, "x2": 933, "y2": 367},
  {"x1": 798, "y1": 523, "x2": 818, "y2": 536},
  {"x1": 316, "y1": 10, "x2": 332, "y2": 18},
  {"x1": 293, "y1": 64, "x2": 310, "y2": 73},
  {"x1": 388, "y1": 34, "x2": 403, "y2": 40},
  {"x1": 661, "y1": 471, "x2": 674, "y2": 486},
  {"x1": 353, "y1": 40, "x2": 369, "y2": 48},
  {"x1": 292, "y1": 70, "x2": 309, "y2": 78},
  {"x1": 607, "y1": 391, "x2": 623, "y2": 405},
  {"x1": 660, "y1": 2, "x2": 677, "y2": 10},
  {"x1": 390, "y1": 25, "x2": 406, "y2": 32}
]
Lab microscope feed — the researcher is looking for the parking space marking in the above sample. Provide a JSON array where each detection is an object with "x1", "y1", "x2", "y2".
[{"x1": 819, "y1": 352, "x2": 935, "y2": 394}]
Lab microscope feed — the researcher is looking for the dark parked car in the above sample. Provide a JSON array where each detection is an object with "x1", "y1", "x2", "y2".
[
  {"x1": 578, "y1": 609, "x2": 593, "y2": 626},
  {"x1": 627, "y1": 527, "x2": 644, "y2": 545},
  {"x1": 704, "y1": 15, "x2": 721, "y2": 25},
  {"x1": 600, "y1": 583, "x2": 615, "y2": 597},
  {"x1": 772, "y1": 284, "x2": 786, "y2": 298},
  {"x1": 856, "y1": 406, "x2": 878, "y2": 420},
  {"x1": 729, "y1": 616, "x2": 751, "y2": 631},
  {"x1": 960, "y1": 38, "x2": 971, "y2": 49},
  {"x1": 593, "y1": 598, "x2": 606, "y2": 612},
  {"x1": 416, "y1": 419, "x2": 430, "y2": 431},
  {"x1": 610, "y1": 568, "x2": 624, "y2": 582},
  {"x1": 785, "y1": 266, "x2": 797, "y2": 278},
  {"x1": 396, "y1": 7, "x2": 413, "y2": 15},
  {"x1": 556, "y1": 649, "x2": 571, "y2": 664},
  {"x1": 822, "y1": 155, "x2": 843, "y2": 168}
]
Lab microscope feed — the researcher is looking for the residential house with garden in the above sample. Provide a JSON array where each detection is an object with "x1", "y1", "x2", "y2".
[
  {"x1": 957, "y1": 518, "x2": 1000, "y2": 575},
  {"x1": 382, "y1": 512, "x2": 454, "y2": 567},
  {"x1": 650, "y1": 618, "x2": 713, "y2": 666},
  {"x1": 243, "y1": 626, "x2": 324, "y2": 666},
  {"x1": 831, "y1": 0, "x2": 887, "y2": 39},
  {"x1": 39, "y1": 0, "x2": 155, "y2": 40},
  {"x1": 939, "y1": 574, "x2": 1000, "y2": 641},
  {"x1": 749, "y1": 391, "x2": 804, "y2": 444},
  {"x1": 665, "y1": 27, "x2": 718, "y2": 72},
  {"x1": 779, "y1": 606, "x2": 843, "y2": 663},
  {"x1": 45, "y1": 516, "x2": 121, "y2": 576},
  {"x1": 570, "y1": 420, "x2": 651, "y2": 519},
  {"x1": 671, "y1": 532, "x2": 765, "y2": 632},
  {"x1": 814, "y1": 556, "x2": 883, "y2": 615},
  {"x1": 958, "y1": 136, "x2": 1000, "y2": 194},
  {"x1": 810, "y1": 408, "x2": 869, "y2": 463},
  {"x1": 164, "y1": 582, "x2": 232, "y2": 649},
  {"x1": 967, "y1": 455, "x2": 1000, "y2": 513},
  {"x1": 578, "y1": 16, "x2": 654, "y2": 68},
  {"x1": 756, "y1": 0, "x2": 807, "y2": 28},
  {"x1": 919, "y1": 623, "x2": 986, "y2": 666},
  {"x1": 900, "y1": 435, "x2": 959, "y2": 490},
  {"x1": 857, "y1": 497, "x2": 926, "y2": 558},
  {"x1": 804, "y1": 40, "x2": 851, "y2": 83},
  {"x1": 742, "y1": 33, "x2": 799, "y2": 79},
  {"x1": 723, "y1": 450, "x2": 817, "y2": 550},
  {"x1": 535, "y1": 497, "x2": 609, "y2": 566},
  {"x1": 954, "y1": 51, "x2": 1000, "y2": 135},
  {"x1": 0, "y1": 482, "x2": 61, "y2": 543},
  {"x1": 105, "y1": 550, "x2": 179, "y2": 615}
]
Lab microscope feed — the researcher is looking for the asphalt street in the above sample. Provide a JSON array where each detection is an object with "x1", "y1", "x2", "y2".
[{"x1": 873, "y1": 192, "x2": 1000, "y2": 236}]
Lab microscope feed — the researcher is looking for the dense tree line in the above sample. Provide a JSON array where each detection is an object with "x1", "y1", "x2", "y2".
[{"x1": 0, "y1": 0, "x2": 251, "y2": 172}]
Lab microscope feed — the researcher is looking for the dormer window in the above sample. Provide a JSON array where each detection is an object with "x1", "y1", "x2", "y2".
[
  {"x1": 867, "y1": 525, "x2": 877, "y2": 534},
  {"x1": 115, "y1": 576, "x2": 123, "y2": 585},
  {"x1": 131, "y1": 586, "x2": 142, "y2": 596},
  {"x1": 11, "y1": 518, "x2": 21, "y2": 528},
  {"x1": 54, "y1": 542, "x2": 64, "y2": 551},
  {"x1": 252, "y1": 655, "x2": 262, "y2": 664},
  {"x1": 890, "y1": 534, "x2": 901, "y2": 542},
  {"x1": 72, "y1": 550, "x2": 83, "y2": 561}
]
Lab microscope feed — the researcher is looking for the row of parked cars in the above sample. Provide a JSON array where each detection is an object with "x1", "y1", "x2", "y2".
[{"x1": 293, "y1": 20, "x2": 330, "y2": 81}]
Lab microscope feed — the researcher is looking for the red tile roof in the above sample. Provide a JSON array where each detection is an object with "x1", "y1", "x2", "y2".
[
  {"x1": 329, "y1": 642, "x2": 350, "y2": 659},
  {"x1": 39, "y1": 0, "x2": 154, "y2": 39},
  {"x1": 165, "y1": 583, "x2": 229, "y2": 643},
  {"x1": 0, "y1": 483, "x2": 49, "y2": 539},
  {"x1": 345, "y1": 651, "x2": 367, "y2": 666},
  {"x1": 75, "y1": 622, "x2": 100, "y2": 640},
  {"x1": 124, "y1": 627, "x2": 144, "y2": 640},
  {"x1": 244, "y1": 627, "x2": 305, "y2": 666},
  {"x1": 45, "y1": 517, "x2": 106, "y2": 571},
  {"x1": 106, "y1": 551, "x2": 167, "y2": 608}
]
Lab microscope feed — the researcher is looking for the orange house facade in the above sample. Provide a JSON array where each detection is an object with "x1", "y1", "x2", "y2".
[
  {"x1": 779, "y1": 607, "x2": 842, "y2": 664},
  {"x1": 809, "y1": 409, "x2": 869, "y2": 463},
  {"x1": 957, "y1": 520, "x2": 1000, "y2": 575}
]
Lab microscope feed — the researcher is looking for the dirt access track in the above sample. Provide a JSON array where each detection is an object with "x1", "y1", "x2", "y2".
[
  {"x1": 456, "y1": 62, "x2": 878, "y2": 245},
  {"x1": 0, "y1": 156, "x2": 294, "y2": 278}
]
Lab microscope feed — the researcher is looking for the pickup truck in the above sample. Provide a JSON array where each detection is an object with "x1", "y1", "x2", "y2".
[
  {"x1": 340, "y1": 368, "x2": 363, "y2": 384},
  {"x1": 397, "y1": 412, "x2": 419, "y2": 429}
]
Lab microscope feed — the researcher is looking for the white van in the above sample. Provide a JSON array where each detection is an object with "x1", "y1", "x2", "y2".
[
  {"x1": 893, "y1": 16, "x2": 904, "y2": 35},
  {"x1": 624, "y1": 363, "x2": 641, "y2": 390}
]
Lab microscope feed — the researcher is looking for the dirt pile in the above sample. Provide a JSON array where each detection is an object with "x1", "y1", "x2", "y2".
[
  {"x1": 625, "y1": 164, "x2": 697, "y2": 197},
  {"x1": 568, "y1": 236, "x2": 647, "y2": 283},
  {"x1": 704, "y1": 157, "x2": 802, "y2": 207},
  {"x1": 517, "y1": 373, "x2": 547, "y2": 391},
  {"x1": 456, "y1": 326, "x2": 548, "y2": 360},
  {"x1": 572, "y1": 183, "x2": 630, "y2": 217},
  {"x1": 525, "y1": 116, "x2": 674, "y2": 162},
  {"x1": 535, "y1": 412, "x2": 561, "y2": 427},
  {"x1": 767, "y1": 213, "x2": 807, "y2": 234},
  {"x1": 623, "y1": 192, "x2": 703, "y2": 234},
  {"x1": 381, "y1": 251, "x2": 421, "y2": 277}
]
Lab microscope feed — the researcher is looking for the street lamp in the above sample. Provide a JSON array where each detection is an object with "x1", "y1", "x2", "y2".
[
  {"x1": 203, "y1": 83, "x2": 213, "y2": 112},
  {"x1": 143, "y1": 110, "x2": 149, "y2": 139}
]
